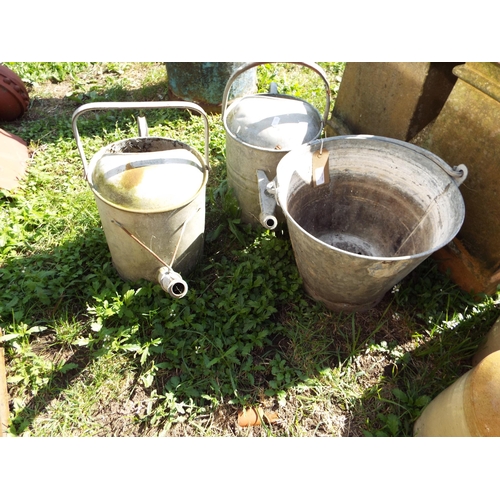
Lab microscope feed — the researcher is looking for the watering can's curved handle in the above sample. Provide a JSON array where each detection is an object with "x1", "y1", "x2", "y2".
[
  {"x1": 221, "y1": 62, "x2": 331, "y2": 129},
  {"x1": 71, "y1": 101, "x2": 210, "y2": 182}
]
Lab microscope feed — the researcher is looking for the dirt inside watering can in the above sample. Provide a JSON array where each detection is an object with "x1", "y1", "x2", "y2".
[
  {"x1": 287, "y1": 173, "x2": 435, "y2": 258},
  {"x1": 106, "y1": 137, "x2": 193, "y2": 154}
]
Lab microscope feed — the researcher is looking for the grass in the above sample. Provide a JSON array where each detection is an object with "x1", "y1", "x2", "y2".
[{"x1": 0, "y1": 62, "x2": 499, "y2": 437}]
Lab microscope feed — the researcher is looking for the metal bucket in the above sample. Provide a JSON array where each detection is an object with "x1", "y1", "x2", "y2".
[
  {"x1": 222, "y1": 62, "x2": 331, "y2": 229},
  {"x1": 259, "y1": 135, "x2": 468, "y2": 312},
  {"x1": 166, "y1": 62, "x2": 257, "y2": 114},
  {"x1": 72, "y1": 101, "x2": 210, "y2": 299}
]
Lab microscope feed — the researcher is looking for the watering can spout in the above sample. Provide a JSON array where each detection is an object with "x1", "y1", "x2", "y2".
[
  {"x1": 109, "y1": 219, "x2": 189, "y2": 299},
  {"x1": 157, "y1": 266, "x2": 188, "y2": 299},
  {"x1": 257, "y1": 170, "x2": 278, "y2": 230},
  {"x1": 260, "y1": 212, "x2": 278, "y2": 230}
]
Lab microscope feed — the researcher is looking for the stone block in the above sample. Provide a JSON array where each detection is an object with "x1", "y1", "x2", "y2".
[
  {"x1": 327, "y1": 62, "x2": 459, "y2": 141},
  {"x1": 415, "y1": 63, "x2": 500, "y2": 294}
]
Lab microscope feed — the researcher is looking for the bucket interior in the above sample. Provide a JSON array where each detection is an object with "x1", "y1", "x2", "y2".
[
  {"x1": 288, "y1": 174, "x2": 434, "y2": 257},
  {"x1": 280, "y1": 137, "x2": 465, "y2": 260}
]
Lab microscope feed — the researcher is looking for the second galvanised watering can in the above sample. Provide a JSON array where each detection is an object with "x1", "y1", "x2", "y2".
[
  {"x1": 222, "y1": 62, "x2": 331, "y2": 228},
  {"x1": 72, "y1": 101, "x2": 210, "y2": 299}
]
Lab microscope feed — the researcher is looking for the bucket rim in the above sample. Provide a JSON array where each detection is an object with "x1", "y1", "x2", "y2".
[
  {"x1": 87, "y1": 136, "x2": 209, "y2": 214},
  {"x1": 288, "y1": 134, "x2": 468, "y2": 185},
  {"x1": 222, "y1": 93, "x2": 323, "y2": 153},
  {"x1": 276, "y1": 134, "x2": 466, "y2": 261}
]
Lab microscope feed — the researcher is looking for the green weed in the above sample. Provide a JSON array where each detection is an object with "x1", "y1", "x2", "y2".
[{"x1": 1, "y1": 62, "x2": 498, "y2": 437}]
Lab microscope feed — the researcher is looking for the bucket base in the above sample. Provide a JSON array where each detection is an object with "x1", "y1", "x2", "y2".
[
  {"x1": 304, "y1": 283, "x2": 381, "y2": 312},
  {"x1": 317, "y1": 231, "x2": 382, "y2": 257}
]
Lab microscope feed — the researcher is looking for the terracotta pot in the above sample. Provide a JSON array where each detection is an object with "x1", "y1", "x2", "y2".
[
  {"x1": 237, "y1": 407, "x2": 279, "y2": 427},
  {"x1": 0, "y1": 65, "x2": 29, "y2": 121}
]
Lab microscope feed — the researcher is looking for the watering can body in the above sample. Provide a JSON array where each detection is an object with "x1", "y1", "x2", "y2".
[
  {"x1": 72, "y1": 102, "x2": 210, "y2": 298},
  {"x1": 222, "y1": 62, "x2": 331, "y2": 227}
]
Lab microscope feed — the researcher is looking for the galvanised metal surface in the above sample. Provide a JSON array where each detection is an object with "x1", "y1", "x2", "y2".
[
  {"x1": 72, "y1": 101, "x2": 209, "y2": 297},
  {"x1": 222, "y1": 62, "x2": 331, "y2": 226},
  {"x1": 273, "y1": 135, "x2": 467, "y2": 312}
]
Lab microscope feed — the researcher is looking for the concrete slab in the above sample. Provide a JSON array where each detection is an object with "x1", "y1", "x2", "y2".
[{"x1": 327, "y1": 62, "x2": 460, "y2": 141}]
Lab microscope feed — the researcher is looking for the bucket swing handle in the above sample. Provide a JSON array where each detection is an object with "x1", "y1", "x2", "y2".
[
  {"x1": 354, "y1": 135, "x2": 469, "y2": 187},
  {"x1": 221, "y1": 62, "x2": 331, "y2": 131},
  {"x1": 396, "y1": 139, "x2": 469, "y2": 187},
  {"x1": 71, "y1": 101, "x2": 210, "y2": 183}
]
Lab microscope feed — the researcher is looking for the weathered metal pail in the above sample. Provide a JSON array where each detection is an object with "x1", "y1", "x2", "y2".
[
  {"x1": 166, "y1": 62, "x2": 257, "y2": 114},
  {"x1": 72, "y1": 101, "x2": 210, "y2": 299},
  {"x1": 222, "y1": 62, "x2": 331, "y2": 229},
  {"x1": 260, "y1": 135, "x2": 468, "y2": 312}
]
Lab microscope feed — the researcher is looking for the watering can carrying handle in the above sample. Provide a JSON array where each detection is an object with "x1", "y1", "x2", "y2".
[
  {"x1": 71, "y1": 101, "x2": 210, "y2": 181},
  {"x1": 221, "y1": 62, "x2": 331, "y2": 128}
]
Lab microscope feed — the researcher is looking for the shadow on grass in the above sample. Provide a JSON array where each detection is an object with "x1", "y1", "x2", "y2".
[
  {"x1": 9, "y1": 345, "x2": 92, "y2": 435},
  {"x1": 316, "y1": 264, "x2": 499, "y2": 437},
  {"x1": 2, "y1": 67, "x2": 499, "y2": 436},
  {"x1": 3, "y1": 225, "x2": 499, "y2": 437},
  {"x1": 0, "y1": 223, "x2": 122, "y2": 435}
]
